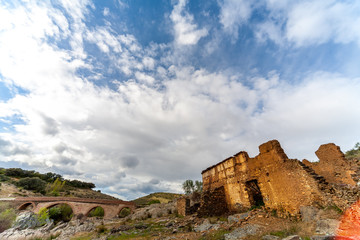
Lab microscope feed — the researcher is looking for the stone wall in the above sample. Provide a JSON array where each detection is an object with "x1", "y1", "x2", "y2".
[
  {"x1": 201, "y1": 140, "x2": 333, "y2": 215},
  {"x1": 197, "y1": 186, "x2": 228, "y2": 217},
  {"x1": 176, "y1": 197, "x2": 190, "y2": 217},
  {"x1": 307, "y1": 143, "x2": 356, "y2": 186}
]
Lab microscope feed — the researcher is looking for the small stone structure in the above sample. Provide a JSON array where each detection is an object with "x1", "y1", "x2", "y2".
[
  {"x1": 176, "y1": 197, "x2": 190, "y2": 216},
  {"x1": 199, "y1": 140, "x2": 360, "y2": 216},
  {"x1": 12, "y1": 197, "x2": 135, "y2": 219}
]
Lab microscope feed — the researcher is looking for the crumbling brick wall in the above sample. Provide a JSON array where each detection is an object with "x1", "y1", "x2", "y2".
[
  {"x1": 198, "y1": 186, "x2": 228, "y2": 217},
  {"x1": 201, "y1": 140, "x2": 331, "y2": 216},
  {"x1": 308, "y1": 143, "x2": 356, "y2": 186},
  {"x1": 176, "y1": 197, "x2": 190, "y2": 216}
]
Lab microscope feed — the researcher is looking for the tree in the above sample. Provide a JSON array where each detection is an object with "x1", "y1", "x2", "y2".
[
  {"x1": 182, "y1": 180, "x2": 195, "y2": 195},
  {"x1": 195, "y1": 180, "x2": 203, "y2": 193},
  {"x1": 16, "y1": 177, "x2": 47, "y2": 194},
  {"x1": 182, "y1": 179, "x2": 203, "y2": 195},
  {"x1": 47, "y1": 178, "x2": 66, "y2": 196},
  {"x1": 345, "y1": 142, "x2": 360, "y2": 159}
]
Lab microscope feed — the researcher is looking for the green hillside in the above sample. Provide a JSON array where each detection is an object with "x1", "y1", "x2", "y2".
[
  {"x1": 0, "y1": 167, "x2": 117, "y2": 200},
  {"x1": 132, "y1": 192, "x2": 183, "y2": 207}
]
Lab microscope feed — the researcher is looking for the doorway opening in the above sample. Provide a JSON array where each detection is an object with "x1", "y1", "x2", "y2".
[{"x1": 245, "y1": 179, "x2": 264, "y2": 207}]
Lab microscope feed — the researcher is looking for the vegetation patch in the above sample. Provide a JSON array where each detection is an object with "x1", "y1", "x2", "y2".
[
  {"x1": 88, "y1": 207, "x2": 104, "y2": 218},
  {"x1": 270, "y1": 226, "x2": 298, "y2": 238},
  {"x1": 345, "y1": 142, "x2": 360, "y2": 159},
  {"x1": 132, "y1": 192, "x2": 183, "y2": 207},
  {"x1": 0, "y1": 203, "x2": 16, "y2": 233},
  {"x1": 198, "y1": 229, "x2": 230, "y2": 240},
  {"x1": 118, "y1": 207, "x2": 131, "y2": 218}
]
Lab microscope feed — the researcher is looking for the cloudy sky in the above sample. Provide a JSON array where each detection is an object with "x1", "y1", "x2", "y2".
[{"x1": 0, "y1": 0, "x2": 360, "y2": 200}]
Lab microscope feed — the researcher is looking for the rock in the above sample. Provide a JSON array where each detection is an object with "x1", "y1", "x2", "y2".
[
  {"x1": 300, "y1": 206, "x2": 319, "y2": 222},
  {"x1": 262, "y1": 235, "x2": 280, "y2": 240},
  {"x1": 12, "y1": 211, "x2": 43, "y2": 230},
  {"x1": 50, "y1": 222, "x2": 68, "y2": 233},
  {"x1": 228, "y1": 212, "x2": 249, "y2": 223},
  {"x1": 315, "y1": 219, "x2": 339, "y2": 235},
  {"x1": 310, "y1": 236, "x2": 336, "y2": 240},
  {"x1": 194, "y1": 219, "x2": 213, "y2": 232},
  {"x1": 131, "y1": 202, "x2": 176, "y2": 220},
  {"x1": 135, "y1": 223, "x2": 148, "y2": 229},
  {"x1": 111, "y1": 224, "x2": 133, "y2": 233},
  {"x1": 224, "y1": 224, "x2": 262, "y2": 240},
  {"x1": 282, "y1": 236, "x2": 301, "y2": 240}
]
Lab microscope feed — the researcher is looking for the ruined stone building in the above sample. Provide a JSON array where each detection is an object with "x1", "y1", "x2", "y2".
[{"x1": 199, "y1": 140, "x2": 360, "y2": 216}]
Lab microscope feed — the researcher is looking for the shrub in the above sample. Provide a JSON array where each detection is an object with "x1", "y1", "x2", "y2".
[
  {"x1": 0, "y1": 208, "x2": 16, "y2": 232},
  {"x1": 0, "y1": 174, "x2": 10, "y2": 182},
  {"x1": 147, "y1": 199, "x2": 161, "y2": 205},
  {"x1": 16, "y1": 177, "x2": 47, "y2": 194},
  {"x1": 48, "y1": 206, "x2": 62, "y2": 221},
  {"x1": 118, "y1": 207, "x2": 131, "y2": 218},
  {"x1": 46, "y1": 178, "x2": 66, "y2": 196},
  {"x1": 345, "y1": 142, "x2": 360, "y2": 159},
  {"x1": 96, "y1": 224, "x2": 107, "y2": 233},
  {"x1": 88, "y1": 207, "x2": 104, "y2": 217},
  {"x1": 37, "y1": 207, "x2": 50, "y2": 226},
  {"x1": 66, "y1": 179, "x2": 95, "y2": 189}
]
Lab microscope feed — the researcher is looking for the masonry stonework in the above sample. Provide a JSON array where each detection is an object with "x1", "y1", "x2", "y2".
[
  {"x1": 200, "y1": 140, "x2": 360, "y2": 216},
  {"x1": 176, "y1": 197, "x2": 190, "y2": 216}
]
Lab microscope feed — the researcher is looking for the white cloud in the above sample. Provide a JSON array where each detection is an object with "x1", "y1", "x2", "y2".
[
  {"x1": 170, "y1": 0, "x2": 208, "y2": 45},
  {"x1": 1, "y1": 0, "x2": 360, "y2": 200},
  {"x1": 255, "y1": 20, "x2": 283, "y2": 45},
  {"x1": 286, "y1": 1, "x2": 360, "y2": 47},
  {"x1": 103, "y1": 7, "x2": 109, "y2": 16},
  {"x1": 218, "y1": 0, "x2": 252, "y2": 41},
  {"x1": 257, "y1": 0, "x2": 360, "y2": 47}
]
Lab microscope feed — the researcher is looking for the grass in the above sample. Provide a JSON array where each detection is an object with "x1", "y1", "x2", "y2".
[
  {"x1": 269, "y1": 226, "x2": 298, "y2": 237},
  {"x1": 100, "y1": 219, "x2": 170, "y2": 240},
  {"x1": 326, "y1": 204, "x2": 343, "y2": 214},
  {"x1": 198, "y1": 229, "x2": 231, "y2": 240}
]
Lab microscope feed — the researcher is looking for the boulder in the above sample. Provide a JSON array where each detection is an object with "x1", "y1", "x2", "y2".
[
  {"x1": 315, "y1": 219, "x2": 339, "y2": 235},
  {"x1": 194, "y1": 219, "x2": 219, "y2": 232},
  {"x1": 228, "y1": 212, "x2": 250, "y2": 223},
  {"x1": 224, "y1": 224, "x2": 262, "y2": 240},
  {"x1": 300, "y1": 206, "x2": 319, "y2": 222},
  {"x1": 12, "y1": 211, "x2": 43, "y2": 230}
]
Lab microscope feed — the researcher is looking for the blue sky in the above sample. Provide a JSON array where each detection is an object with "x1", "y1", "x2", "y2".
[{"x1": 0, "y1": 0, "x2": 360, "y2": 200}]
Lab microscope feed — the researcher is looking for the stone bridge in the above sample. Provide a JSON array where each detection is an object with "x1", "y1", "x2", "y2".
[{"x1": 12, "y1": 197, "x2": 135, "y2": 219}]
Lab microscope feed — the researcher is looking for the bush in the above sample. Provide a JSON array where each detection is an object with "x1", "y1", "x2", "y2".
[
  {"x1": 0, "y1": 205, "x2": 16, "y2": 233},
  {"x1": 0, "y1": 174, "x2": 10, "y2": 182},
  {"x1": 16, "y1": 177, "x2": 47, "y2": 194},
  {"x1": 147, "y1": 199, "x2": 161, "y2": 205},
  {"x1": 46, "y1": 178, "x2": 66, "y2": 196},
  {"x1": 66, "y1": 179, "x2": 95, "y2": 189},
  {"x1": 88, "y1": 207, "x2": 104, "y2": 217},
  {"x1": 118, "y1": 207, "x2": 131, "y2": 218},
  {"x1": 37, "y1": 208, "x2": 49, "y2": 226},
  {"x1": 96, "y1": 224, "x2": 107, "y2": 233},
  {"x1": 48, "y1": 204, "x2": 73, "y2": 223},
  {"x1": 345, "y1": 142, "x2": 360, "y2": 159}
]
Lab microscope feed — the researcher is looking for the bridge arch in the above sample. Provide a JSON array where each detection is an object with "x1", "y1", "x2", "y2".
[
  {"x1": 86, "y1": 206, "x2": 105, "y2": 217},
  {"x1": 43, "y1": 202, "x2": 75, "y2": 222},
  {"x1": 40, "y1": 201, "x2": 76, "y2": 212},
  {"x1": 18, "y1": 202, "x2": 35, "y2": 211},
  {"x1": 118, "y1": 206, "x2": 132, "y2": 218}
]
